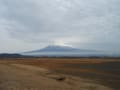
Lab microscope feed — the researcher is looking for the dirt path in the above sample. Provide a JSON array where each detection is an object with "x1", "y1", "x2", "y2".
[{"x1": 0, "y1": 64, "x2": 112, "y2": 90}]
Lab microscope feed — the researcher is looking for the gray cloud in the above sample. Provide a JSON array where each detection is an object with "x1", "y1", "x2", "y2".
[{"x1": 0, "y1": 0, "x2": 120, "y2": 53}]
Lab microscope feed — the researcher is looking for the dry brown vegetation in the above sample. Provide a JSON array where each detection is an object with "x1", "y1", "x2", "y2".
[{"x1": 0, "y1": 58, "x2": 120, "y2": 90}]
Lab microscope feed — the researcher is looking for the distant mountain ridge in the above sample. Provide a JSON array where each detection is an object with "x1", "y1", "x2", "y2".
[
  {"x1": 19, "y1": 45, "x2": 120, "y2": 57},
  {"x1": 0, "y1": 46, "x2": 120, "y2": 57},
  {"x1": 0, "y1": 53, "x2": 23, "y2": 58},
  {"x1": 21, "y1": 45, "x2": 104, "y2": 57},
  {"x1": 25, "y1": 45, "x2": 93, "y2": 53}
]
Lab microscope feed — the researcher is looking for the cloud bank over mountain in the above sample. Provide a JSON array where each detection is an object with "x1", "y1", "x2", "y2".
[{"x1": 0, "y1": 0, "x2": 120, "y2": 53}]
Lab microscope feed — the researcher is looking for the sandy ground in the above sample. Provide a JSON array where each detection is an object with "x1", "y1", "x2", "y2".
[{"x1": 0, "y1": 63, "x2": 112, "y2": 90}]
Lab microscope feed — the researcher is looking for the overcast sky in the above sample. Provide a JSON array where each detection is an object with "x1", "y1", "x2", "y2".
[{"x1": 0, "y1": 0, "x2": 120, "y2": 53}]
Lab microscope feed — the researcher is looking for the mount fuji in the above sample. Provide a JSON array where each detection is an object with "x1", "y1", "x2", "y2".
[
  {"x1": 25, "y1": 45, "x2": 92, "y2": 53},
  {"x1": 22, "y1": 45, "x2": 105, "y2": 57}
]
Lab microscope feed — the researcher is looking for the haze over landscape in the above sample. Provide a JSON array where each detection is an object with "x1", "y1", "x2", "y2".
[
  {"x1": 22, "y1": 45, "x2": 120, "y2": 57},
  {"x1": 0, "y1": 0, "x2": 120, "y2": 54},
  {"x1": 0, "y1": 1, "x2": 120, "y2": 90}
]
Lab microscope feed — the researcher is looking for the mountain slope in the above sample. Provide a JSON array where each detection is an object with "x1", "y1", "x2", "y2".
[
  {"x1": 0, "y1": 53, "x2": 24, "y2": 58},
  {"x1": 25, "y1": 45, "x2": 92, "y2": 53},
  {"x1": 21, "y1": 45, "x2": 120, "y2": 57},
  {"x1": 21, "y1": 45, "x2": 104, "y2": 57}
]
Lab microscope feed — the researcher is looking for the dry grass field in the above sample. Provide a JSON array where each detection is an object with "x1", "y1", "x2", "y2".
[{"x1": 0, "y1": 57, "x2": 120, "y2": 90}]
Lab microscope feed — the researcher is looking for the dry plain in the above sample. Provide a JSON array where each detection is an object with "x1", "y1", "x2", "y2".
[{"x1": 0, "y1": 58, "x2": 120, "y2": 90}]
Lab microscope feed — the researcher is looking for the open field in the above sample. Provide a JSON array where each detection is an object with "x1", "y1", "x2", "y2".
[{"x1": 0, "y1": 58, "x2": 120, "y2": 90}]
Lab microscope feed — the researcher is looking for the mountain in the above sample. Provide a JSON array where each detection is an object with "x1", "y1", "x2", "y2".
[
  {"x1": 22, "y1": 45, "x2": 120, "y2": 57},
  {"x1": 22, "y1": 45, "x2": 102, "y2": 57},
  {"x1": 0, "y1": 53, "x2": 24, "y2": 58},
  {"x1": 25, "y1": 45, "x2": 93, "y2": 53}
]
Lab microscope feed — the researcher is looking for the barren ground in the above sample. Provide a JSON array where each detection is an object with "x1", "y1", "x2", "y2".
[{"x1": 0, "y1": 58, "x2": 119, "y2": 90}]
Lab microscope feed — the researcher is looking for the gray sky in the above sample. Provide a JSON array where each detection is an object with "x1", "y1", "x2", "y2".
[{"x1": 0, "y1": 0, "x2": 120, "y2": 53}]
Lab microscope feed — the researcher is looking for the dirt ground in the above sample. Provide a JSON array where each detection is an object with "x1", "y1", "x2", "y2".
[{"x1": 0, "y1": 58, "x2": 119, "y2": 90}]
